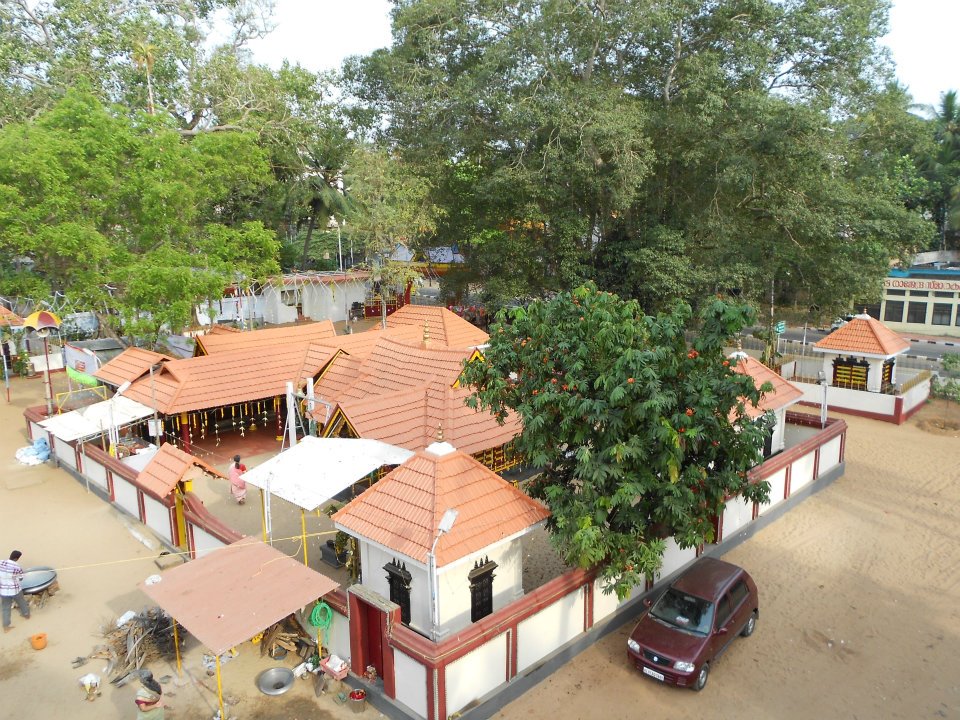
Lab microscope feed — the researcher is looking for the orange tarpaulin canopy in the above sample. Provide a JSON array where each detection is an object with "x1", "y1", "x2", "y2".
[{"x1": 139, "y1": 538, "x2": 339, "y2": 655}]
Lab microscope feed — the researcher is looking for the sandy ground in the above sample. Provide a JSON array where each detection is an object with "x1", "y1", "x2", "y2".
[
  {"x1": 2, "y1": 369, "x2": 959, "y2": 720},
  {"x1": 496, "y1": 400, "x2": 960, "y2": 720},
  {"x1": 0, "y1": 375, "x2": 381, "y2": 720}
]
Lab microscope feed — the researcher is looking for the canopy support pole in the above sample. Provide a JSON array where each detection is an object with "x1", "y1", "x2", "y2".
[
  {"x1": 215, "y1": 654, "x2": 225, "y2": 720},
  {"x1": 172, "y1": 618, "x2": 182, "y2": 678},
  {"x1": 260, "y1": 488, "x2": 267, "y2": 542},
  {"x1": 301, "y1": 509, "x2": 308, "y2": 566}
]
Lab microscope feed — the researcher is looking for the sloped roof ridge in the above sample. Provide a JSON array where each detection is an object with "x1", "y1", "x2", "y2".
[{"x1": 814, "y1": 315, "x2": 910, "y2": 355}]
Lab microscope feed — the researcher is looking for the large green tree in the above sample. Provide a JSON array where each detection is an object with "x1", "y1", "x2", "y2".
[
  {"x1": 0, "y1": 89, "x2": 276, "y2": 343},
  {"x1": 462, "y1": 284, "x2": 771, "y2": 598},
  {"x1": 346, "y1": 0, "x2": 928, "y2": 314}
]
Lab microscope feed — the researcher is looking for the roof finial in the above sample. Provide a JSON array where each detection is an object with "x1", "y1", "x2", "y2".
[
  {"x1": 422, "y1": 320, "x2": 430, "y2": 348},
  {"x1": 737, "y1": 338, "x2": 743, "y2": 351},
  {"x1": 436, "y1": 423, "x2": 444, "y2": 441}
]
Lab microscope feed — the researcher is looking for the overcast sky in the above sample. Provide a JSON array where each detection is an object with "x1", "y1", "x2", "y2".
[{"x1": 244, "y1": 0, "x2": 957, "y2": 111}]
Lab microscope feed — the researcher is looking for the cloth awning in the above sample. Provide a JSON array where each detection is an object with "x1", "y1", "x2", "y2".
[
  {"x1": 38, "y1": 395, "x2": 154, "y2": 442},
  {"x1": 242, "y1": 436, "x2": 414, "y2": 511},
  {"x1": 139, "y1": 538, "x2": 339, "y2": 655}
]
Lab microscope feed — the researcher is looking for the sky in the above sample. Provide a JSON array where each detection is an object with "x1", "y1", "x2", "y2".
[{"x1": 244, "y1": 0, "x2": 958, "y2": 111}]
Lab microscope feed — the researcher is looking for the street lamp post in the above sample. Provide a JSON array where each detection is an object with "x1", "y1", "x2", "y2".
[
  {"x1": 428, "y1": 508, "x2": 459, "y2": 641},
  {"x1": 328, "y1": 216, "x2": 343, "y2": 272}
]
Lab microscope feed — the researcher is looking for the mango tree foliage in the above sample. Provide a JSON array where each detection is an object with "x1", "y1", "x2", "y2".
[
  {"x1": 0, "y1": 89, "x2": 277, "y2": 340},
  {"x1": 462, "y1": 284, "x2": 770, "y2": 598},
  {"x1": 120, "y1": 245, "x2": 228, "y2": 345}
]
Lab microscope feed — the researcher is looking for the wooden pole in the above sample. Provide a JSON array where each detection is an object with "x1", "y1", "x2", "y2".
[{"x1": 215, "y1": 654, "x2": 225, "y2": 720}]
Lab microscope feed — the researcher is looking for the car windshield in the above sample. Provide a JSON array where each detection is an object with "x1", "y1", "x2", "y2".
[{"x1": 650, "y1": 588, "x2": 715, "y2": 636}]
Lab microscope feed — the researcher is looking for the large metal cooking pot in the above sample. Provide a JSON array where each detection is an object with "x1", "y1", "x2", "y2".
[
  {"x1": 21, "y1": 566, "x2": 57, "y2": 594},
  {"x1": 256, "y1": 667, "x2": 295, "y2": 696}
]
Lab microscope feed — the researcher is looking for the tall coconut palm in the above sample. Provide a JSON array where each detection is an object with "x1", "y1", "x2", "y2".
[
  {"x1": 921, "y1": 90, "x2": 960, "y2": 250},
  {"x1": 297, "y1": 142, "x2": 354, "y2": 269},
  {"x1": 132, "y1": 39, "x2": 157, "y2": 115}
]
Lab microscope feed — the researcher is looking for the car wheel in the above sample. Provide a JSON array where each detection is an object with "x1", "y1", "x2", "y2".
[
  {"x1": 741, "y1": 611, "x2": 757, "y2": 637},
  {"x1": 693, "y1": 663, "x2": 709, "y2": 691}
]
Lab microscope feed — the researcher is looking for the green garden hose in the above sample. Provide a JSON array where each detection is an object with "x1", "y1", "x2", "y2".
[{"x1": 309, "y1": 601, "x2": 334, "y2": 658}]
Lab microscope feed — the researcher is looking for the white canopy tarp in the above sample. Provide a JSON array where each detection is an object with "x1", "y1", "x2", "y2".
[
  {"x1": 242, "y1": 436, "x2": 414, "y2": 511},
  {"x1": 39, "y1": 395, "x2": 154, "y2": 442}
]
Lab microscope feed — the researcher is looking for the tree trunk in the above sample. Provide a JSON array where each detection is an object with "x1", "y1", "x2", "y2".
[{"x1": 302, "y1": 213, "x2": 317, "y2": 269}]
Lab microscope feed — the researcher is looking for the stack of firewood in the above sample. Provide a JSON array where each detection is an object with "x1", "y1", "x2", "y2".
[{"x1": 74, "y1": 608, "x2": 178, "y2": 685}]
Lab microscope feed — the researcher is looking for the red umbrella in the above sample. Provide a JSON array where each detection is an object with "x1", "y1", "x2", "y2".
[{"x1": 23, "y1": 310, "x2": 61, "y2": 332}]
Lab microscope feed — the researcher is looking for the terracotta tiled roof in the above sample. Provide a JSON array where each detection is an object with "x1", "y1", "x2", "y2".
[
  {"x1": 93, "y1": 348, "x2": 173, "y2": 387},
  {"x1": 814, "y1": 315, "x2": 910, "y2": 357},
  {"x1": 730, "y1": 354, "x2": 804, "y2": 419},
  {"x1": 336, "y1": 383, "x2": 521, "y2": 455},
  {"x1": 332, "y1": 442, "x2": 549, "y2": 566},
  {"x1": 386, "y1": 305, "x2": 489, "y2": 349},
  {"x1": 0, "y1": 306, "x2": 23, "y2": 327},
  {"x1": 339, "y1": 338, "x2": 475, "y2": 401},
  {"x1": 195, "y1": 320, "x2": 337, "y2": 356},
  {"x1": 121, "y1": 343, "x2": 337, "y2": 414},
  {"x1": 316, "y1": 324, "x2": 422, "y2": 359},
  {"x1": 138, "y1": 443, "x2": 224, "y2": 499},
  {"x1": 314, "y1": 353, "x2": 364, "y2": 404}
]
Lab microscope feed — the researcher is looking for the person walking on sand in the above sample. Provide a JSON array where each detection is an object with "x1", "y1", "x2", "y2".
[
  {"x1": 229, "y1": 454, "x2": 247, "y2": 505},
  {"x1": 0, "y1": 550, "x2": 30, "y2": 633}
]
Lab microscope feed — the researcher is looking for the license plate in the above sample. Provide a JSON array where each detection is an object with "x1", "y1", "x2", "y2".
[{"x1": 642, "y1": 666, "x2": 665, "y2": 682}]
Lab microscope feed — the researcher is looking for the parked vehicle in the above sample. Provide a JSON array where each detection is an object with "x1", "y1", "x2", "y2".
[
  {"x1": 626, "y1": 557, "x2": 758, "y2": 691},
  {"x1": 830, "y1": 314, "x2": 856, "y2": 331}
]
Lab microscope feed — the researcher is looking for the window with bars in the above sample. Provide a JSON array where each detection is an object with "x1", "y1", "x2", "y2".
[
  {"x1": 384, "y1": 560, "x2": 412, "y2": 624},
  {"x1": 469, "y1": 557, "x2": 498, "y2": 623},
  {"x1": 832, "y1": 357, "x2": 869, "y2": 390},
  {"x1": 884, "y1": 301, "x2": 904, "y2": 322},
  {"x1": 906, "y1": 301, "x2": 927, "y2": 324},
  {"x1": 472, "y1": 442, "x2": 520, "y2": 473},
  {"x1": 932, "y1": 303, "x2": 954, "y2": 326}
]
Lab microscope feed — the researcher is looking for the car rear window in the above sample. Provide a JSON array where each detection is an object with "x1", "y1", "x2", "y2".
[{"x1": 651, "y1": 588, "x2": 715, "y2": 636}]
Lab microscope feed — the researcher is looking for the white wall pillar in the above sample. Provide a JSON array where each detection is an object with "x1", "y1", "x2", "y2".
[
  {"x1": 821, "y1": 355, "x2": 834, "y2": 385},
  {"x1": 866, "y1": 358, "x2": 883, "y2": 392}
]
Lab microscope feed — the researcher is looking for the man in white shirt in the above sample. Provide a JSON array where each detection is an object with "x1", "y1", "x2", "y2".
[{"x1": 0, "y1": 550, "x2": 30, "y2": 632}]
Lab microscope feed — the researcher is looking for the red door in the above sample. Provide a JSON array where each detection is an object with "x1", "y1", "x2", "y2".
[{"x1": 363, "y1": 601, "x2": 385, "y2": 678}]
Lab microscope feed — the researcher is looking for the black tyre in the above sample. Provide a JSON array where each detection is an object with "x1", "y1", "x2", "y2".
[
  {"x1": 693, "y1": 663, "x2": 709, "y2": 691},
  {"x1": 741, "y1": 611, "x2": 757, "y2": 637}
]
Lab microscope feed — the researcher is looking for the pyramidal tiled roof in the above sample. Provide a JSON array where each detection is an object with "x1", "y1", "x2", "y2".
[
  {"x1": 386, "y1": 305, "x2": 489, "y2": 349},
  {"x1": 0, "y1": 305, "x2": 23, "y2": 327},
  {"x1": 138, "y1": 443, "x2": 224, "y2": 499},
  {"x1": 730, "y1": 353, "x2": 804, "y2": 419},
  {"x1": 122, "y1": 343, "x2": 336, "y2": 414},
  {"x1": 337, "y1": 382, "x2": 522, "y2": 454},
  {"x1": 93, "y1": 347, "x2": 173, "y2": 387},
  {"x1": 332, "y1": 443, "x2": 549, "y2": 566},
  {"x1": 195, "y1": 320, "x2": 337, "y2": 356},
  {"x1": 814, "y1": 315, "x2": 910, "y2": 356}
]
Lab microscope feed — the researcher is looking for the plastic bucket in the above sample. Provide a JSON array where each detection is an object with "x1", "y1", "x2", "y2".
[{"x1": 30, "y1": 633, "x2": 47, "y2": 650}]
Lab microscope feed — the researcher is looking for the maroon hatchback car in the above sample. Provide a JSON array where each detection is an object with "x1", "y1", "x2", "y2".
[{"x1": 626, "y1": 557, "x2": 758, "y2": 691}]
